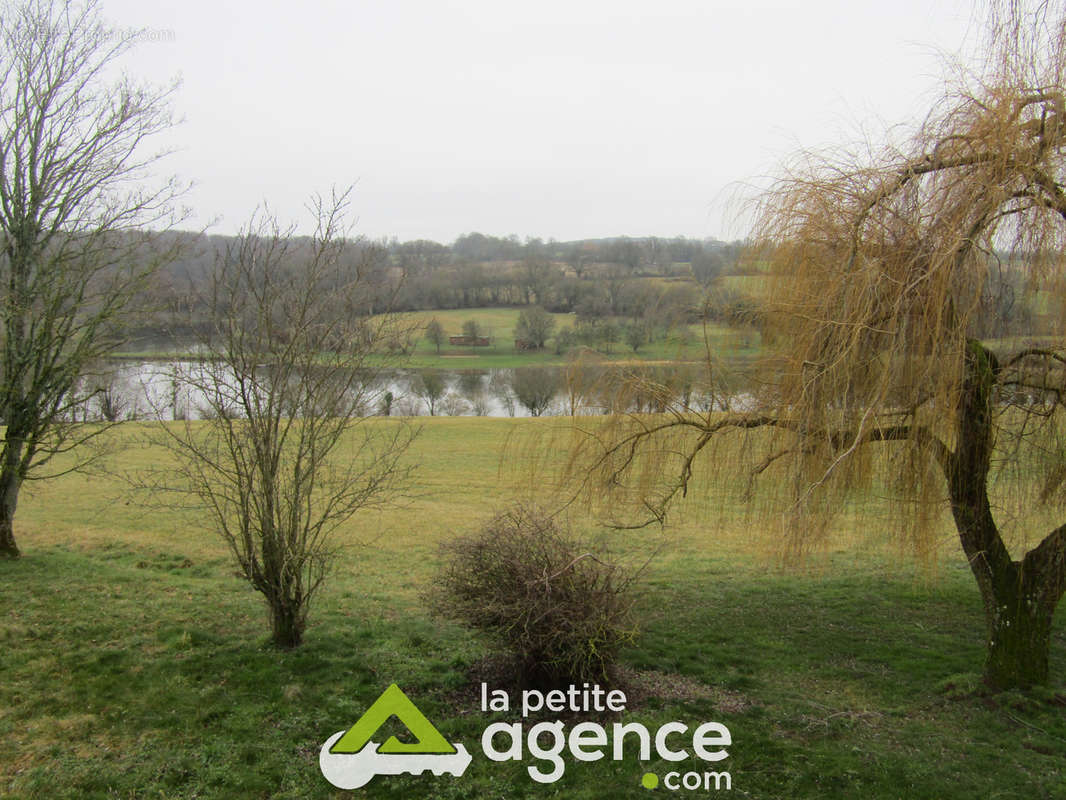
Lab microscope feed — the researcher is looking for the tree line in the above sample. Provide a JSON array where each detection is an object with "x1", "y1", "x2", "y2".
[{"x1": 140, "y1": 231, "x2": 744, "y2": 323}]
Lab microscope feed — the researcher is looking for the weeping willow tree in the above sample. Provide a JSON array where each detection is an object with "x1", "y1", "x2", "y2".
[{"x1": 568, "y1": 2, "x2": 1066, "y2": 690}]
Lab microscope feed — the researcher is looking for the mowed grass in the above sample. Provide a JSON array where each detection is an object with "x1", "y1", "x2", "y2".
[
  {"x1": 113, "y1": 306, "x2": 762, "y2": 370},
  {"x1": 384, "y1": 307, "x2": 761, "y2": 369},
  {"x1": 1, "y1": 418, "x2": 1064, "y2": 799}
]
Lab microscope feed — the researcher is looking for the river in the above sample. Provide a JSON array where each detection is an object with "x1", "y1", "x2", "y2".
[{"x1": 91, "y1": 360, "x2": 749, "y2": 421}]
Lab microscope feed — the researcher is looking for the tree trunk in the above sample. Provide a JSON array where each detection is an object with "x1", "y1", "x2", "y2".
[
  {"x1": 0, "y1": 513, "x2": 19, "y2": 558},
  {"x1": 268, "y1": 596, "x2": 305, "y2": 649},
  {"x1": 987, "y1": 524, "x2": 1066, "y2": 689},
  {"x1": 0, "y1": 447, "x2": 23, "y2": 559},
  {"x1": 983, "y1": 574, "x2": 1054, "y2": 689},
  {"x1": 948, "y1": 342, "x2": 1065, "y2": 689}
]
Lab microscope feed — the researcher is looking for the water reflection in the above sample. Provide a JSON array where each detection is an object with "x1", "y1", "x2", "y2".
[{"x1": 95, "y1": 361, "x2": 749, "y2": 421}]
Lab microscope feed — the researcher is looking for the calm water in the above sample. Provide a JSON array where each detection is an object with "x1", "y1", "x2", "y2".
[{"x1": 94, "y1": 360, "x2": 748, "y2": 421}]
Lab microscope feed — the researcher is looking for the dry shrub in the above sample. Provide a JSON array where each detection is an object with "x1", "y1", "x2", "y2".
[{"x1": 432, "y1": 506, "x2": 639, "y2": 688}]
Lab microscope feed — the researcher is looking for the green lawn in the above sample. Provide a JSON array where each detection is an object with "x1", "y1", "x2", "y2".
[
  {"x1": 114, "y1": 306, "x2": 763, "y2": 370},
  {"x1": 396, "y1": 308, "x2": 761, "y2": 369},
  {"x1": 1, "y1": 418, "x2": 1064, "y2": 798}
]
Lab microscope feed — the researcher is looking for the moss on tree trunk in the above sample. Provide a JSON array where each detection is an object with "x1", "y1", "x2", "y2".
[
  {"x1": 984, "y1": 583, "x2": 1053, "y2": 689},
  {"x1": 0, "y1": 450, "x2": 22, "y2": 559},
  {"x1": 949, "y1": 342, "x2": 1065, "y2": 690},
  {"x1": 268, "y1": 598, "x2": 305, "y2": 649}
]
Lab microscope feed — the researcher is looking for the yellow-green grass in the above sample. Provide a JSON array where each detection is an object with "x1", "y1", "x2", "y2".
[
  {"x1": 112, "y1": 306, "x2": 764, "y2": 368},
  {"x1": 3, "y1": 418, "x2": 1064, "y2": 798},
  {"x1": 393, "y1": 307, "x2": 562, "y2": 339},
  {"x1": 719, "y1": 273, "x2": 769, "y2": 298},
  {"x1": 13, "y1": 418, "x2": 879, "y2": 582},
  {"x1": 393, "y1": 308, "x2": 761, "y2": 368}
]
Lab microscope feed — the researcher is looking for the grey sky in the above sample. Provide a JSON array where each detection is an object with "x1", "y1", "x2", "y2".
[{"x1": 102, "y1": 0, "x2": 976, "y2": 243}]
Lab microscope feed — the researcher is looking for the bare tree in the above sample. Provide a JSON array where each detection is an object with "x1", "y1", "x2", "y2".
[
  {"x1": 514, "y1": 306, "x2": 555, "y2": 350},
  {"x1": 562, "y1": 349, "x2": 607, "y2": 415},
  {"x1": 520, "y1": 254, "x2": 555, "y2": 305},
  {"x1": 566, "y1": 244, "x2": 591, "y2": 279},
  {"x1": 150, "y1": 191, "x2": 418, "y2": 648},
  {"x1": 570, "y1": 2, "x2": 1066, "y2": 689},
  {"x1": 623, "y1": 323, "x2": 646, "y2": 354},
  {"x1": 690, "y1": 250, "x2": 728, "y2": 286},
  {"x1": 461, "y1": 319, "x2": 482, "y2": 341},
  {"x1": 424, "y1": 318, "x2": 445, "y2": 354},
  {"x1": 0, "y1": 0, "x2": 182, "y2": 558}
]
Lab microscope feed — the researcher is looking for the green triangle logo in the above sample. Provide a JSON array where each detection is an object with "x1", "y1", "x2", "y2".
[{"x1": 329, "y1": 684, "x2": 457, "y2": 755}]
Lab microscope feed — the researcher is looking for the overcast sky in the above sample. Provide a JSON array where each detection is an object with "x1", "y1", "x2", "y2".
[{"x1": 101, "y1": 0, "x2": 977, "y2": 243}]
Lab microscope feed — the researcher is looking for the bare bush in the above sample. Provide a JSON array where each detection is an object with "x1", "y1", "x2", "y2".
[{"x1": 431, "y1": 506, "x2": 640, "y2": 688}]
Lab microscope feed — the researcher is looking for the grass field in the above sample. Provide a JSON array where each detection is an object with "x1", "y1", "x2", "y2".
[
  {"x1": 409, "y1": 310, "x2": 764, "y2": 369},
  {"x1": 371, "y1": 308, "x2": 763, "y2": 369},
  {"x1": 2, "y1": 418, "x2": 1064, "y2": 798},
  {"x1": 114, "y1": 307, "x2": 763, "y2": 370}
]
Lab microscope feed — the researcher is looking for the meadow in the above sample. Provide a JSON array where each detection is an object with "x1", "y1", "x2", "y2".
[
  {"x1": 1, "y1": 417, "x2": 1064, "y2": 798},
  {"x1": 116, "y1": 307, "x2": 763, "y2": 371},
  {"x1": 366, "y1": 308, "x2": 763, "y2": 370}
]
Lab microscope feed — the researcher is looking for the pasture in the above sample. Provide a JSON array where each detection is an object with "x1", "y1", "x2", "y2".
[{"x1": 1, "y1": 418, "x2": 1063, "y2": 798}]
